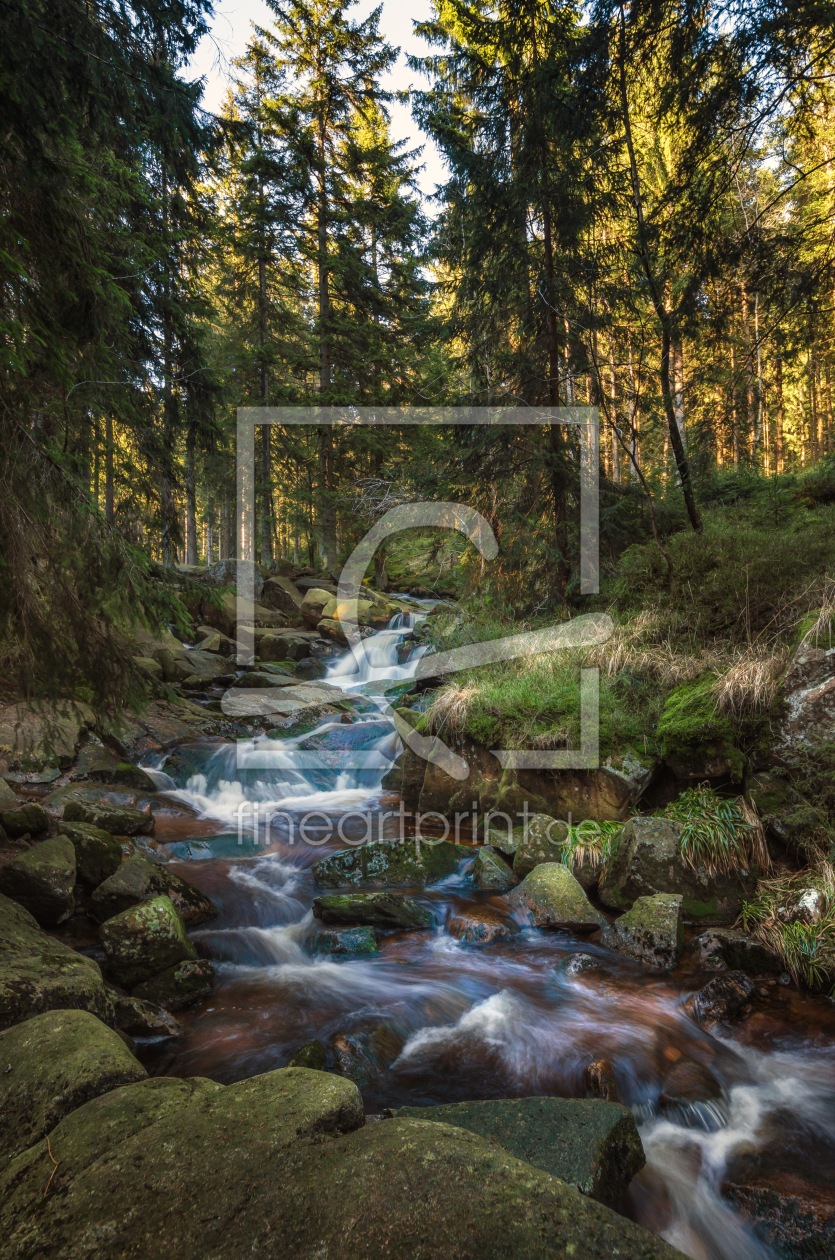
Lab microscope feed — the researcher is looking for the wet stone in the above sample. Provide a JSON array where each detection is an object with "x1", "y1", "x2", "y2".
[
  {"x1": 57, "y1": 821, "x2": 123, "y2": 886},
  {"x1": 0, "y1": 836, "x2": 76, "y2": 926},
  {"x1": 507, "y1": 862, "x2": 606, "y2": 931},
  {"x1": 331, "y1": 1024, "x2": 405, "y2": 1086},
  {"x1": 312, "y1": 839, "x2": 468, "y2": 889},
  {"x1": 584, "y1": 1059, "x2": 620, "y2": 1102},
  {"x1": 0, "y1": 802, "x2": 49, "y2": 838},
  {"x1": 91, "y1": 853, "x2": 218, "y2": 925},
  {"x1": 309, "y1": 926, "x2": 378, "y2": 957},
  {"x1": 63, "y1": 799, "x2": 155, "y2": 836},
  {"x1": 447, "y1": 904, "x2": 512, "y2": 946},
  {"x1": 691, "y1": 927, "x2": 782, "y2": 976},
  {"x1": 556, "y1": 952, "x2": 603, "y2": 977},
  {"x1": 99, "y1": 895, "x2": 196, "y2": 989},
  {"x1": 312, "y1": 891, "x2": 434, "y2": 931},
  {"x1": 512, "y1": 814, "x2": 570, "y2": 879},
  {"x1": 472, "y1": 846, "x2": 516, "y2": 892},
  {"x1": 684, "y1": 970, "x2": 757, "y2": 1028},
  {"x1": 287, "y1": 1040, "x2": 328, "y2": 1071},
  {"x1": 132, "y1": 958, "x2": 216, "y2": 1010},
  {"x1": 601, "y1": 893, "x2": 684, "y2": 971}
]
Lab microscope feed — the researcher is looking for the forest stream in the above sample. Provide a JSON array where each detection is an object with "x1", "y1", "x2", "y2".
[{"x1": 83, "y1": 610, "x2": 835, "y2": 1260}]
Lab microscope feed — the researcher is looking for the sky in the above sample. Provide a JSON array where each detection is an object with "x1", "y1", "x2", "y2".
[{"x1": 187, "y1": 0, "x2": 447, "y2": 195}]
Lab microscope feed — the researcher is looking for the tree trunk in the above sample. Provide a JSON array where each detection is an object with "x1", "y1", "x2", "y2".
[
  {"x1": 741, "y1": 285, "x2": 757, "y2": 462},
  {"x1": 775, "y1": 357, "x2": 785, "y2": 472},
  {"x1": 672, "y1": 341, "x2": 685, "y2": 448},
  {"x1": 730, "y1": 340, "x2": 740, "y2": 471},
  {"x1": 105, "y1": 414, "x2": 114, "y2": 522},
  {"x1": 826, "y1": 360, "x2": 833, "y2": 456},
  {"x1": 185, "y1": 423, "x2": 197, "y2": 565}
]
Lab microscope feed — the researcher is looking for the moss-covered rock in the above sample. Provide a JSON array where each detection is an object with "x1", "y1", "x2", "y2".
[
  {"x1": 472, "y1": 846, "x2": 517, "y2": 891},
  {"x1": 657, "y1": 677, "x2": 745, "y2": 781},
  {"x1": 287, "y1": 1039, "x2": 328, "y2": 1070},
  {"x1": 447, "y1": 904, "x2": 512, "y2": 945},
  {"x1": 109, "y1": 991, "x2": 181, "y2": 1037},
  {"x1": 511, "y1": 813, "x2": 569, "y2": 878},
  {"x1": 507, "y1": 863, "x2": 606, "y2": 931},
  {"x1": 68, "y1": 743, "x2": 158, "y2": 792},
  {"x1": 684, "y1": 971, "x2": 757, "y2": 1028},
  {"x1": 601, "y1": 893, "x2": 684, "y2": 971},
  {"x1": 0, "y1": 892, "x2": 112, "y2": 1030},
  {"x1": 0, "y1": 837, "x2": 76, "y2": 926},
  {"x1": 309, "y1": 926, "x2": 378, "y2": 956},
  {"x1": 0, "y1": 801, "x2": 50, "y2": 838},
  {"x1": 57, "y1": 821, "x2": 122, "y2": 885},
  {"x1": 99, "y1": 895, "x2": 195, "y2": 989},
  {"x1": 690, "y1": 927, "x2": 782, "y2": 975},
  {"x1": 395, "y1": 1096, "x2": 645, "y2": 1209},
  {"x1": 63, "y1": 799, "x2": 155, "y2": 836},
  {"x1": 312, "y1": 839, "x2": 468, "y2": 888},
  {"x1": 0, "y1": 1009, "x2": 146, "y2": 1160},
  {"x1": 312, "y1": 891, "x2": 434, "y2": 930},
  {"x1": 132, "y1": 958, "x2": 215, "y2": 1009},
  {"x1": 331, "y1": 1024, "x2": 405, "y2": 1085},
  {"x1": 91, "y1": 853, "x2": 218, "y2": 925},
  {"x1": 598, "y1": 816, "x2": 755, "y2": 925}
]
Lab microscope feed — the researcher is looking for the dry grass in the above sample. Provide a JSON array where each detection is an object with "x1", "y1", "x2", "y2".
[
  {"x1": 710, "y1": 650, "x2": 789, "y2": 716},
  {"x1": 422, "y1": 684, "x2": 480, "y2": 740}
]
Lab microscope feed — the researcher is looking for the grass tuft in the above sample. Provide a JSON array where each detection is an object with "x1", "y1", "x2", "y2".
[{"x1": 665, "y1": 784, "x2": 768, "y2": 875}]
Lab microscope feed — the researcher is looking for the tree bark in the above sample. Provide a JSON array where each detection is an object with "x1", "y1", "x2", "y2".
[{"x1": 185, "y1": 423, "x2": 197, "y2": 565}]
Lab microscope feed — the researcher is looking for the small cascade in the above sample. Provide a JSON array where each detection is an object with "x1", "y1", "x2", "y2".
[{"x1": 326, "y1": 608, "x2": 429, "y2": 692}]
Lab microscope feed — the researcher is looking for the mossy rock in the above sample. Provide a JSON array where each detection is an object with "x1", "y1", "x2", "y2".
[
  {"x1": 57, "y1": 821, "x2": 122, "y2": 886},
  {"x1": 691, "y1": 928, "x2": 782, "y2": 976},
  {"x1": 99, "y1": 895, "x2": 196, "y2": 989},
  {"x1": 0, "y1": 1009, "x2": 146, "y2": 1160},
  {"x1": 287, "y1": 1040, "x2": 328, "y2": 1070},
  {"x1": 395, "y1": 1096, "x2": 645, "y2": 1209},
  {"x1": 309, "y1": 926, "x2": 378, "y2": 957},
  {"x1": 0, "y1": 836, "x2": 76, "y2": 926},
  {"x1": 657, "y1": 677, "x2": 745, "y2": 782},
  {"x1": 598, "y1": 816, "x2": 756, "y2": 925},
  {"x1": 63, "y1": 799, "x2": 155, "y2": 836},
  {"x1": 0, "y1": 892, "x2": 113, "y2": 1031},
  {"x1": 472, "y1": 846, "x2": 516, "y2": 891},
  {"x1": 507, "y1": 863, "x2": 606, "y2": 931},
  {"x1": 109, "y1": 991, "x2": 181, "y2": 1037},
  {"x1": 0, "y1": 801, "x2": 50, "y2": 838},
  {"x1": 601, "y1": 894, "x2": 684, "y2": 971},
  {"x1": 312, "y1": 840, "x2": 468, "y2": 889},
  {"x1": 132, "y1": 958, "x2": 215, "y2": 1010},
  {"x1": 91, "y1": 853, "x2": 218, "y2": 925},
  {"x1": 513, "y1": 814, "x2": 570, "y2": 878},
  {"x1": 312, "y1": 892, "x2": 434, "y2": 931}
]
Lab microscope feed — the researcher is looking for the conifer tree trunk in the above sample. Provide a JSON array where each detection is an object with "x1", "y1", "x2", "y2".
[
  {"x1": 105, "y1": 415, "x2": 114, "y2": 522},
  {"x1": 185, "y1": 423, "x2": 197, "y2": 565},
  {"x1": 775, "y1": 356, "x2": 785, "y2": 471}
]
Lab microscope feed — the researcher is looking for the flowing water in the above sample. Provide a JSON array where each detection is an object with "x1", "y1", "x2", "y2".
[{"x1": 137, "y1": 611, "x2": 835, "y2": 1260}]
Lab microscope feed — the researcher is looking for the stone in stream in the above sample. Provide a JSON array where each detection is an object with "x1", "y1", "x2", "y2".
[
  {"x1": 331, "y1": 1024, "x2": 405, "y2": 1086},
  {"x1": 294, "y1": 656, "x2": 327, "y2": 680},
  {"x1": 91, "y1": 852, "x2": 218, "y2": 925},
  {"x1": 723, "y1": 1148, "x2": 835, "y2": 1259},
  {"x1": 68, "y1": 742, "x2": 158, "y2": 792},
  {"x1": 507, "y1": 862, "x2": 606, "y2": 931},
  {"x1": 57, "y1": 821, "x2": 122, "y2": 885},
  {"x1": 658, "y1": 1060, "x2": 724, "y2": 1120},
  {"x1": 394, "y1": 1096, "x2": 645, "y2": 1209},
  {"x1": 598, "y1": 815, "x2": 757, "y2": 925},
  {"x1": 584, "y1": 1059, "x2": 620, "y2": 1102},
  {"x1": 312, "y1": 839, "x2": 469, "y2": 889},
  {"x1": 0, "y1": 801, "x2": 50, "y2": 838},
  {"x1": 556, "y1": 952, "x2": 603, "y2": 977},
  {"x1": 690, "y1": 927, "x2": 782, "y2": 976},
  {"x1": 312, "y1": 891, "x2": 434, "y2": 931},
  {"x1": 0, "y1": 1009, "x2": 147, "y2": 1160},
  {"x1": 472, "y1": 845, "x2": 516, "y2": 891},
  {"x1": 99, "y1": 895, "x2": 196, "y2": 989},
  {"x1": 132, "y1": 958, "x2": 216, "y2": 1009},
  {"x1": 109, "y1": 990, "x2": 181, "y2": 1038},
  {"x1": 63, "y1": 798, "x2": 155, "y2": 836},
  {"x1": 684, "y1": 971, "x2": 757, "y2": 1028},
  {"x1": 287, "y1": 1040, "x2": 328, "y2": 1070},
  {"x1": 512, "y1": 813, "x2": 570, "y2": 878},
  {"x1": 0, "y1": 892, "x2": 113, "y2": 1030},
  {"x1": 0, "y1": 836, "x2": 76, "y2": 926},
  {"x1": 601, "y1": 893, "x2": 684, "y2": 971},
  {"x1": 309, "y1": 926, "x2": 378, "y2": 957},
  {"x1": 0, "y1": 1066, "x2": 687, "y2": 1259},
  {"x1": 447, "y1": 904, "x2": 512, "y2": 945}
]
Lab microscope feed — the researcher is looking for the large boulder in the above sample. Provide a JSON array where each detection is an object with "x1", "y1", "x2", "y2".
[
  {"x1": 472, "y1": 846, "x2": 517, "y2": 891},
  {"x1": 91, "y1": 853, "x2": 218, "y2": 925},
  {"x1": 0, "y1": 837, "x2": 76, "y2": 926},
  {"x1": 132, "y1": 958, "x2": 216, "y2": 1009},
  {"x1": 773, "y1": 637, "x2": 835, "y2": 752},
  {"x1": 57, "y1": 821, "x2": 123, "y2": 886},
  {"x1": 0, "y1": 801, "x2": 50, "y2": 838},
  {"x1": 395, "y1": 1097, "x2": 645, "y2": 1209},
  {"x1": 203, "y1": 558, "x2": 264, "y2": 600},
  {"x1": 601, "y1": 893, "x2": 684, "y2": 971},
  {"x1": 312, "y1": 840, "x2": 468, "y2": 889},
  {"x1": 99, "y1": 895, "x2": 196, "y2": 989},
  {"x1": 0, "y1": 1069, "x2": 686, "y2": 1260},
  {"x1": 0, "y1": 1009, "x2": 146, "y2": 1160},
  {"x1": 300, "y1": 587, "x2": 335, "y2": 629},
  {"x1": 261, "y1": 575, "x2": 304, "y2": 620},
  {"x1": 63, "y1": 799, "x2": 155, "y2": 836},
  {"x1": 598, "y1": 815, "x2": 756, "y2": 925},
  {"x1": 0, "y1": 700, "x2": 93, "y2": 772},
  {"x1": 109, "y1": 991, "x2": 181, "y2": 1038},
  {"x1": 513, "y1": 814, "x2": 569, "y2": 878},
  {"x1": 507, "y1": 863, "x2": 606, "y2": 931},
  {"x1": 690, "y1": 928, "x2": 782, "y2": 975},
  {"x1": 312, "y1": 892, "x2": 434, "y2": 931},
  {"x1": 0, "y1": 893, "x2": 112, "y2": 1030},
  {"x1": 68, "y1": 742, "x2": 157, "y2": 792}
]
